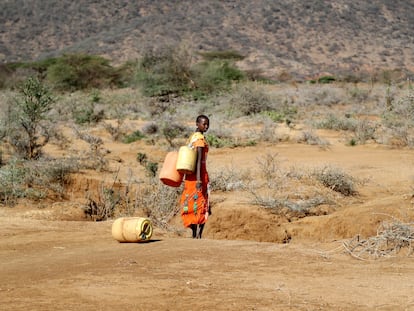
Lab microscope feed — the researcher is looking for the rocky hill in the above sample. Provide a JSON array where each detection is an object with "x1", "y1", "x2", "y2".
[{"x1": 1, "y1": 0, "x2": 413, "y2": 79}]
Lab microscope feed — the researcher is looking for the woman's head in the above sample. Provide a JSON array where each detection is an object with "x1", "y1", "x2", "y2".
[{"x1": 196, "y1": 115, "x2": 209, "y2": 133}]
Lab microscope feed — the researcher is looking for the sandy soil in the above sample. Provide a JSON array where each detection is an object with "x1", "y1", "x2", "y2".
[{"x1": 1, "y1": 123, "x2": 414, "y2": 311}]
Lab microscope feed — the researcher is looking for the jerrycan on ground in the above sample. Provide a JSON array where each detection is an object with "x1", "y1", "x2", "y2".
[{"x1": 111, "y1": 217, "x2": 153, "y2": 242}]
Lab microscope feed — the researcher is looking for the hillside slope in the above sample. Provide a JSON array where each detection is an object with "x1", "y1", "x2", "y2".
[{"x1": 1, "y1": 0, "x2": 413, "y2": 78}]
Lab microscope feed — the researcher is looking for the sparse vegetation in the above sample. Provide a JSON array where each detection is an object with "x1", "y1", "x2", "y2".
[
  {"x1": 0, "y1": 16, "x2": 412, "y2": 249},
  {"x1": 3, "y1": 5, "x2": 414, "y2": 309}
]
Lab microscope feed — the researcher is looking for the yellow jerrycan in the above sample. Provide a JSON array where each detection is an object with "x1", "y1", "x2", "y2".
[
  {"x1": 112, "y1": 217, "x2": 153, "y2": 242},
  {"x1": 176, "y1": 145, "x2": 196, "y2": 174}
]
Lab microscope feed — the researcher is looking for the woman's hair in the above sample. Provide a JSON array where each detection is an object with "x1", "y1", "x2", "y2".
[{"x1": 196, "y1": 115, "x2": 209, "y2": 123}]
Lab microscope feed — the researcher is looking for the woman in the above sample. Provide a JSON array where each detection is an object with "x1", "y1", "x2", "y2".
[{"x1": 180, "y1": 115, "x2": 210, "y2": 238}]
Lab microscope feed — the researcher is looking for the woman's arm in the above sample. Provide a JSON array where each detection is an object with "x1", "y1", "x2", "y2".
[{"x1": 196, "y1": 146, "x2": 203, "y2": 189}]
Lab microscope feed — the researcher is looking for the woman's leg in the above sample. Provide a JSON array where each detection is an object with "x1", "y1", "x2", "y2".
[
  {"x1": 190, "y1": 224, "x2": 197, "y2": 238},
  {"x1": 197, "y1": 223, "x2": 205, "y2": 239}
]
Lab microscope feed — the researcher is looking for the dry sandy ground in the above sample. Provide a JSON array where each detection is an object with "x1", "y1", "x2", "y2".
[{"x1": 1, "y1": 124, "x2": 414, "y2": 310}]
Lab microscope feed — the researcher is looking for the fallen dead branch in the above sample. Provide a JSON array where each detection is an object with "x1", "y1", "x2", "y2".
[{"x1": 343, "y1": 221, "x2": 414, "y2": 260}]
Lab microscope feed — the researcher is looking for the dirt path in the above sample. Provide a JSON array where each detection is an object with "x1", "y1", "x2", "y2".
[{"x1": 1, "y1": 215, "x2": 414, "y2": 311}]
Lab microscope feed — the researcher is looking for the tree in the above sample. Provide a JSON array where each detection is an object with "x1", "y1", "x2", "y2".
[{"x1": 11, "y1": 77, "x2": 54, "y2": 159}]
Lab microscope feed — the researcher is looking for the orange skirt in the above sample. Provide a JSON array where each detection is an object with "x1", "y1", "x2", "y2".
[{"x1": 180, "y1": 179, "x2": 209, "y2": 228}]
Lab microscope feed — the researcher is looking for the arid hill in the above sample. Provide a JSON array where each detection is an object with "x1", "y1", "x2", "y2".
[{"x1": 1, "y1": 0, "x2": 413, "y2": 79}]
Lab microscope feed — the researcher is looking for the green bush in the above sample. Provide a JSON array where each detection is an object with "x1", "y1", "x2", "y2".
[
  {"x1": 145, "y1": 161, "x2": 158, "y2": 177},
  {"x1": 205, "y1": 133, "x2": 252, "y2": 148},
  {"x1": 72, "y1": 101, "x2": 104, "y2": 125},
  {"x1": 123, "y1": 130, "x2": 145, "y2": 144},
  {"x1": 193, "y1": 60, "x2": 245, "y2": 94},
  {"x1": 135, "y1": 45, "x2": 245, "y2": 98},
  {"x1": 162, "y1": 123, "x2": 188, "y2": 147},
  {"x1": 198, "y1": 50, "x2": 245, "y2": 61},
  {"x1": 46, "y1": 53, "x2": 121, "y2": 91},
  {"x1": 318, "y1": 76, "x2": 336, "y2": 83},
  {"x1": 205, "y1": 133, "x2": 228, "y2": 148},
  {"x1": 136, "y1": 46, "x2": 193, "y2": 97},
  {"x1": 262, "y1": 106, "x2": 297, "y2": 124}
]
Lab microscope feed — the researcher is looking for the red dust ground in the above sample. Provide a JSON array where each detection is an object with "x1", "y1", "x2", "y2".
[{"x1": 1, "y1": 123, "x2": 414, "y2": 310}]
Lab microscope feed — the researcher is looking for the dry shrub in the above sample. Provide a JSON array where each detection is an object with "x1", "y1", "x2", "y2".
[
  {"x1": 256, "y1": 152, "x2": 281, "y2": 184},
  {"x1": 260, "y1": 121, "x2": 287, "y2": 143},
  {"x1": 249, "y1": 158, "x2": 338, "y2": 219},
  {"x1": 81, "y1": 169, "x2": 138, "y2": 221},
  {"x1": 228, "y1": 83, "x2": 273, "y2": 116},
  {"x1": 81, "y1": 173, "x2": 181, "y2": 227},
  {"x1": 103, "y1": 117, "x2": 125, "y2": 142},
  {"x1": 314, "y1": 114, "x2": 357, "y2": 131},
  {"x1": 250, "y1": 193, "x2": 333, "y2": 219},
  {"x1": 295, "y1": 85, "x2": 344, "y2": 107},
  {"x1": 0, "y1": 157, "x2": 80, "y2": 205},
  {"x1": 24, "y1": 157, "x2": 79, "y2": 196},
  {"x1": 142, "y1": 122, "x2": 159, "y2": 135},
  {"x1": 244, "y1": 120, "x2": 289, "y2": 143},
  {"x1": 83, "y1": 184, "x2": 120, "y2": 221},
  {"x1": 161, "y1": 122, "x2": 189, "y2": 147},
  {"x1": 382, "y1": 126, "x2": 414, "y2": 147},
  {"x1": 312, "y1": 165, "x2": 356, "y2": 196},
  {"x1": 297, "y1": 130, "x2": 330, "y2": 147},
  {"x1": 0, "y1": 159, "x2": 27, "y2": 205},
  {"x1": 209, "y1": 166, "x2": 251, "y2": 191},
  {"x1": 353, "y1": 119, "x2": 377, "y2": 144},
  {"x1": 135, "y1": 180, "x2": 182, "y2": 229},
  {"x1": 72, "y1": 127, "x2": 108, "y2": 171},
  {"x1": 343, "y1": 220, "x2": 414, "y2": 260},
  {"x1": 381, "y1": 91, "x2": 414, "y2": 147}
]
